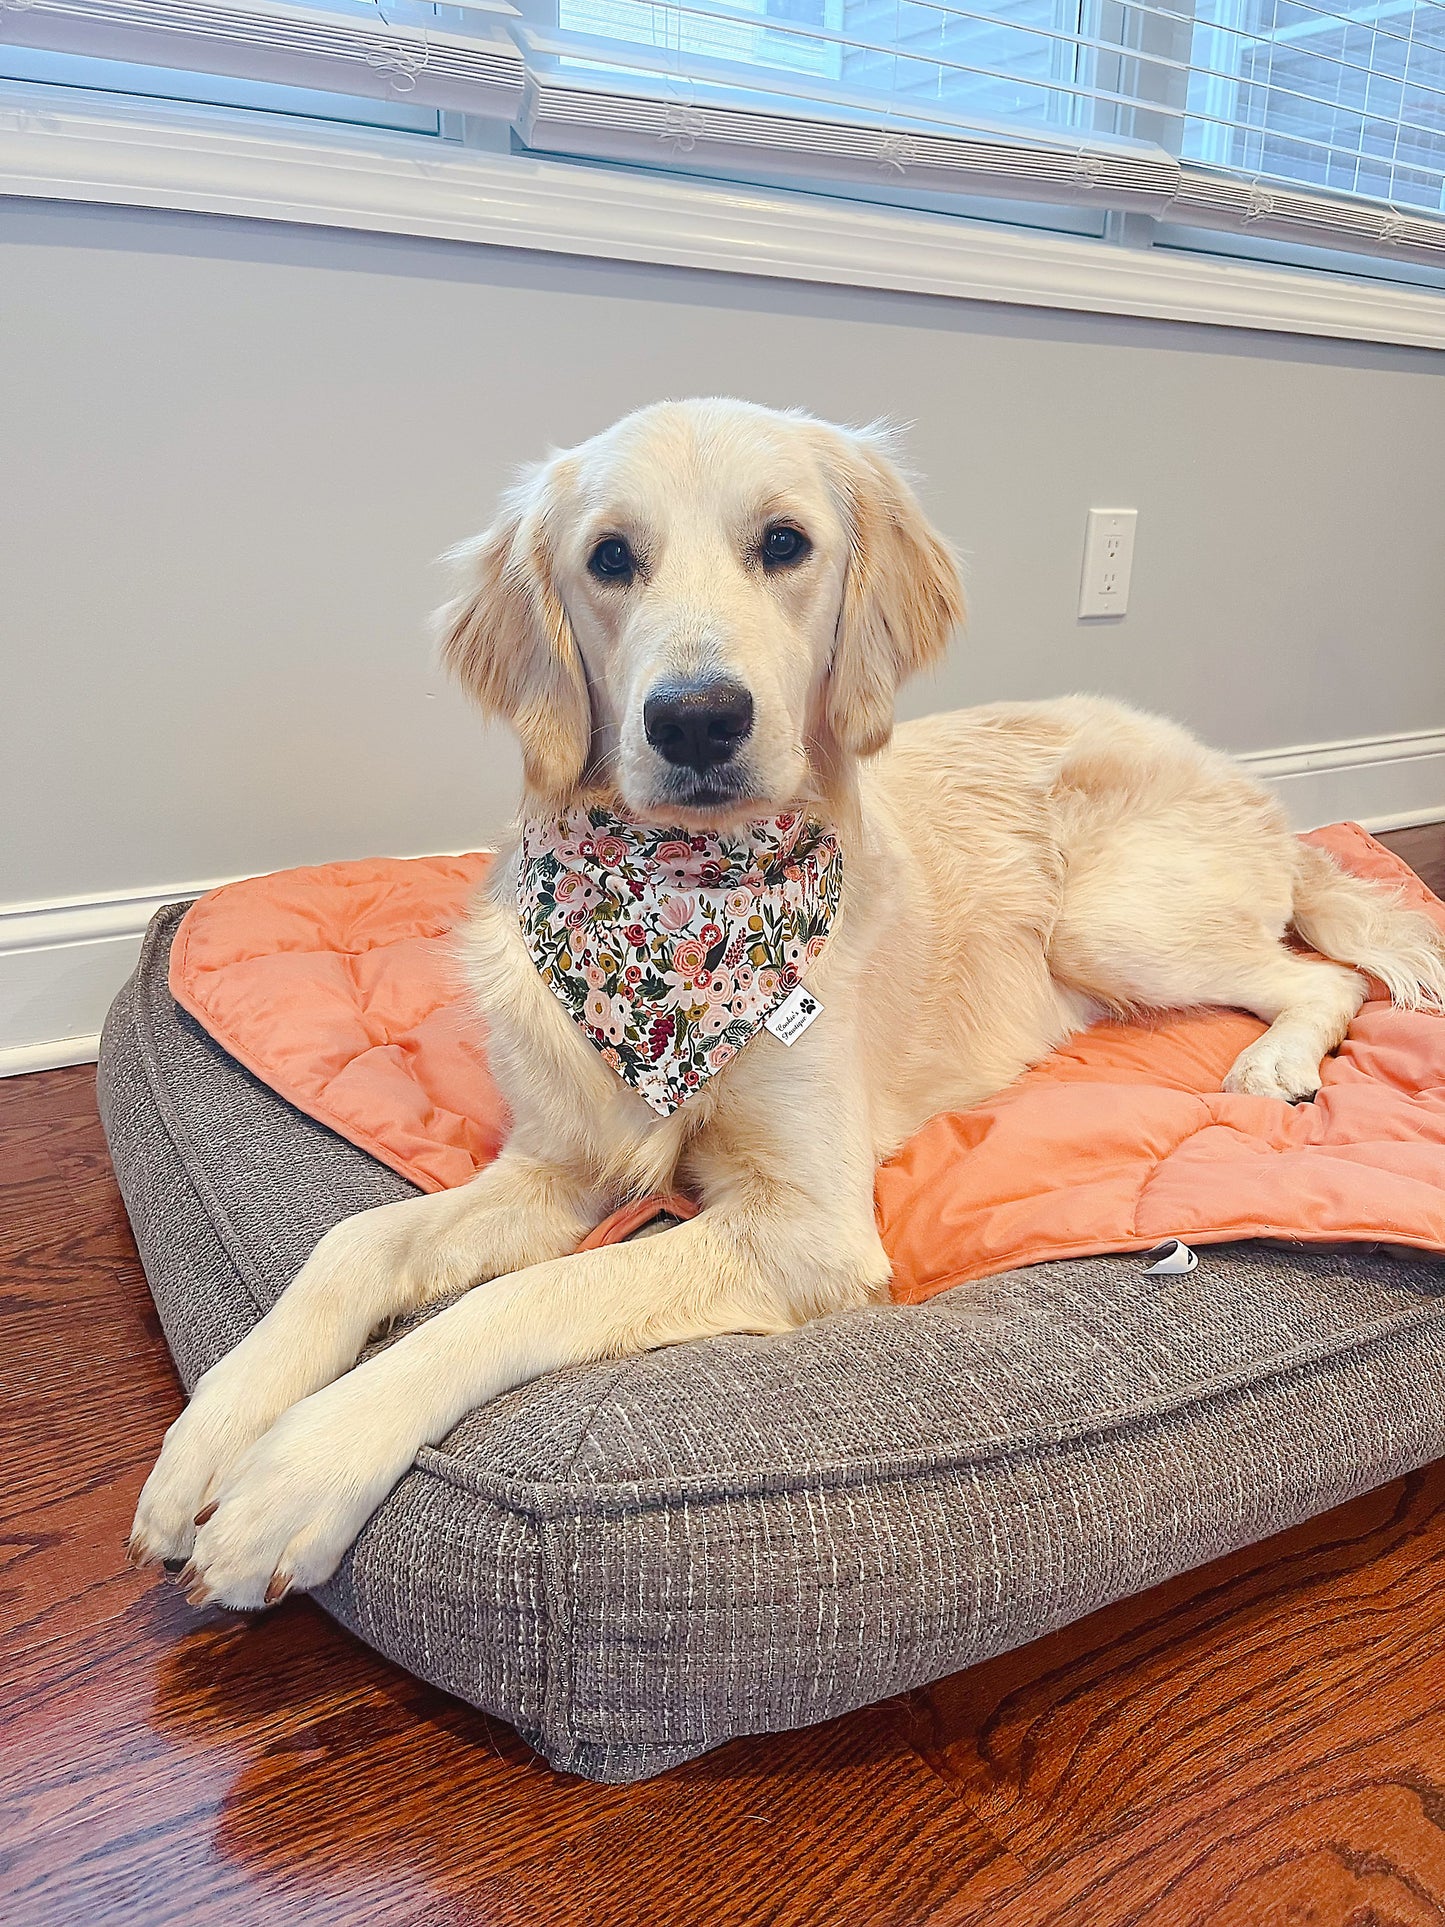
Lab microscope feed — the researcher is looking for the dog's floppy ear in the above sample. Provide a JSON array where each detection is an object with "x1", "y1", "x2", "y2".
[
  {"x1": 437, "y1": 463, "x2": 591, "y2": 801},
  {"x1": 824, "y1": 430, "x2": 965, "y2": 758}
]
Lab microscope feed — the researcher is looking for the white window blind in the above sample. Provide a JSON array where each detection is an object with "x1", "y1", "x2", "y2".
[
  {"x1": 516, "y1": 0, "x2": 1445, "y2": 260},
  {"x1": 4, "y1": 0, "x2": 1443, "y2": 266},
  {"x1": 0, "y1": 0, "x2": 526, "y2": 116},
  {"x1": 1185, "y1": 0, "x2": 1445, "y2": 212}
]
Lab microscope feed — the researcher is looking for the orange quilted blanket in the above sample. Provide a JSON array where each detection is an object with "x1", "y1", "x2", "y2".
[{"x1": 170, "y1": 822, "x2": 1445, "y2": 1303}]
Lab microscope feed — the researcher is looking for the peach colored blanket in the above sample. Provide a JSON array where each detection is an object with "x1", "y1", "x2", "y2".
[{"x1": 170, "y1": 822, "x2": 1445, "y2": 1303}]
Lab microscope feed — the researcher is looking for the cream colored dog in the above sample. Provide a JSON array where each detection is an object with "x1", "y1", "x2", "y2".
[{"x1": 130, "y1": 398, "x2": 1445, "y2": 1610}]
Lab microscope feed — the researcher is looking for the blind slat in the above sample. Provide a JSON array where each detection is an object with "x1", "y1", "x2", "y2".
[{"x1": 3, "y1": 0, "x2": 526, "y2": 112}]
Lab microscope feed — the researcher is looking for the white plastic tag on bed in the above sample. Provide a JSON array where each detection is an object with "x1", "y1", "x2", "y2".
[
  {"x1": 1143, "y1": 1238, "x2": 1199, "y2": 1275},
  {"x1": 764, "y1": 985, "x2": 823, "y2": 1047}
]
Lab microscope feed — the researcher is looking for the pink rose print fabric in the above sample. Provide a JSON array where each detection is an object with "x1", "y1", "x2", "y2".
[{"x1": 516, "y1": 807, "x2": 842, "y2": 1115}]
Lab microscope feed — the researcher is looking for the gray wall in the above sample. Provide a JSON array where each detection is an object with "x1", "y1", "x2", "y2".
[{"x1": 4, "y1": 196, "x2": 1444, "y2": 908}]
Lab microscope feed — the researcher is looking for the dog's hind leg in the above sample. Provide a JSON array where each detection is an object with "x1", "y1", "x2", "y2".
[
  {"x1": 1209, "y1": 948, "x2": 1367, "y2": 1102},
  {"x1": 1060, "y1": 915, "x2": 1366, "y2": 1103},
  {"x1": 1047, "y1": 794, "x2": 1368, "y2": 1104}
]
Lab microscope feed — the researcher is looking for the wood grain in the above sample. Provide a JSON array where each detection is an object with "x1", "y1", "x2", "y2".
[
  {"x1": 908, "y1": 1467, "x2": 1445, "y2": 1925},
  {"x1": 1378, "y1": 822, "x2": 1445, "y2": 901},
  {"x1": 2, "y1": 818, "x2": 1442, "y2": 1926}
]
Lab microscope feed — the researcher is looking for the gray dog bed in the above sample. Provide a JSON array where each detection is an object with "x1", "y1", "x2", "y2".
[{"x1": 98, "y1": 901, "x2": 1445, "y2": 1784}]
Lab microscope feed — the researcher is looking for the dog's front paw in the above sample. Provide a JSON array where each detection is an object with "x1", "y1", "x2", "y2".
[
  {"x1": 128, "y1": 1366, "x2": 279, "y2": 1570},
  {"x1": 178, "y1": 1383, "x2": 416, "y2": 1610}
]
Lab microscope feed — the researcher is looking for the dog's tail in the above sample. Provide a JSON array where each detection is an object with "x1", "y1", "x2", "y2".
[{"x1": 1291, "y1": 844, "x2": 1445, "y2": 1010}]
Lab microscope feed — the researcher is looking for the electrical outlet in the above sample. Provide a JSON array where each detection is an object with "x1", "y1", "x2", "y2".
[{"x1": 1078, "y1": 508, "x2": 1137, "y2": 618}]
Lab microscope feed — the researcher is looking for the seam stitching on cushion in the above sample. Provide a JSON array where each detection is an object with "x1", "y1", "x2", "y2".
[
  {"x1": 918, "y1": 1225, "x2": 1444, "y2": 1287},
  {"x1": 412, "y1": 1281, "x2": 1445, "y2": 1518},
  {"x1": 132, "y1": 904, "x2": 272, "y2": 1319},
  {"x1": 534, "y1": 1353, "x2": 649, "y2": 1771}
]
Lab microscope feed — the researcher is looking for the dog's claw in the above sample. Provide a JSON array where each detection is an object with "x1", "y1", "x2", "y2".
[
  {"x1": 264, "y1": 1571, "x2": 293, "y2": 1606},
  {"x1": 126, "y1": 1535, "x2": 150, "y2": 1569},
  {"x1": 175, "y1": 1560, "x2": 198, "y2": 1590}
]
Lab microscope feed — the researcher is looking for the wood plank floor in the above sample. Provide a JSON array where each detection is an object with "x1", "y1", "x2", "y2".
[{"x1": 2, "y1": 823, "x2": 1443, "y2": 1927}]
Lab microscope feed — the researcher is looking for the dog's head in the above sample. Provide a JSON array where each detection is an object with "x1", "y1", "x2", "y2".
[{"x1": 438, "y1": 398, "x2": 964, "y2": 826}]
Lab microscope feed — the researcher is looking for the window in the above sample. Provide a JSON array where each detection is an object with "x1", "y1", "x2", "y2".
[
  {"x1": 539, "y1": 0, "x2": 1098, "y2": 127},
  {"x1": 4, "y1": 0, "x2": 1443, "y2": 274},
  {"x1": 1184, "y1": 0, "x2": 1445, "y2": 213}
]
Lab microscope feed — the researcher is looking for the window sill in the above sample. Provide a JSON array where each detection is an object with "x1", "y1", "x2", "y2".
[{"x1": 2, "y1": 84, "x2": 1443, "y2": 352}]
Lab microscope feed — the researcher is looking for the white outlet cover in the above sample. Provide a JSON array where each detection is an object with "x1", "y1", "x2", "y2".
[{"x1": 1079, "y1": 508, "x2": 1138, "y2": 619}]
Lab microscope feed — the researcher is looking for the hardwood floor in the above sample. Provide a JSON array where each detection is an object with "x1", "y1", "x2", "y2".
[
  {"x1": 2, "y1": 824, "x2": 1442, "y2": 1927},
  {"x1": 1377, "y1": 821, "x2": 1445, "y2": 901}
]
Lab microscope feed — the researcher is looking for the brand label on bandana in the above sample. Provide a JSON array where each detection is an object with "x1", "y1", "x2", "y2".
[
  {"x1": 516, "y1": 806, "x2": 841, "y2": 1115},
  {"x1": 763, "y1": 985, "x2": 824, "y2": 1047}
]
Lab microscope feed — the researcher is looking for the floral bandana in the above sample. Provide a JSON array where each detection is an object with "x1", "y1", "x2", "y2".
[{"x1": 516, "y1": 806, "x2": 842, "y2": 1115}]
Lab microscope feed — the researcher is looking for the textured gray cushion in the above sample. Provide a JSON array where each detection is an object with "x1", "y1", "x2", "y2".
[{"x1": 99, "y1": 902, "x2": 1445, "y2": 1784}]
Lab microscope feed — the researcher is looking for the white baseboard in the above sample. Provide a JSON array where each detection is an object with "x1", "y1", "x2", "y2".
[
  {"x1": 1, "y1": 727, "x2": 1441, "y2": 1080},
  {"x1": 0, "y1": 1034, "x2": 104, "y2": 1079},
  {"x1": 0, "y1": 874, "x2": 230, "y2": 1080},
  {"x1": 1236, "y1": 726, "x2": 1445, "y2": 834}
]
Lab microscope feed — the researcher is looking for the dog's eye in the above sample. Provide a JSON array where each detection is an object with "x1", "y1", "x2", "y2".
[
  {"x1": 761, "y1": 525, "x2": 810, "y2": 568},
  {"x1": 588, "y1": 537, "x2": 635, "y2": 583}
]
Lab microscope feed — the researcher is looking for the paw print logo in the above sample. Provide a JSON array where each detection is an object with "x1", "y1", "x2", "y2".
[
  {"x1": 366, "y1": 36, "x2": 429, "y2": 91},
  {"x1": 660, "y1": 103, "x2": 707, "y2": 152},
  {"x1": 876, "y1": 132, "x2": 922, "y2": 176}
]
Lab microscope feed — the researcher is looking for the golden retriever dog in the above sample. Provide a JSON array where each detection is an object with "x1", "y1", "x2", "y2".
[{"x1": 130, "y1": 398, "x2": 1445, "y2": 1609}]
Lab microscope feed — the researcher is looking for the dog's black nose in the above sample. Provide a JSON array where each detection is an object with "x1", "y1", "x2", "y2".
[{"x1": 643, "y1": 678, "x2": 754, "y2": 771}]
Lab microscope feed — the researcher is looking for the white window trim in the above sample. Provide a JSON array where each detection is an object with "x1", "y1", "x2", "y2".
[{"x1": 2, "y1": 82, "x2": 1442, "y2": 350}]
